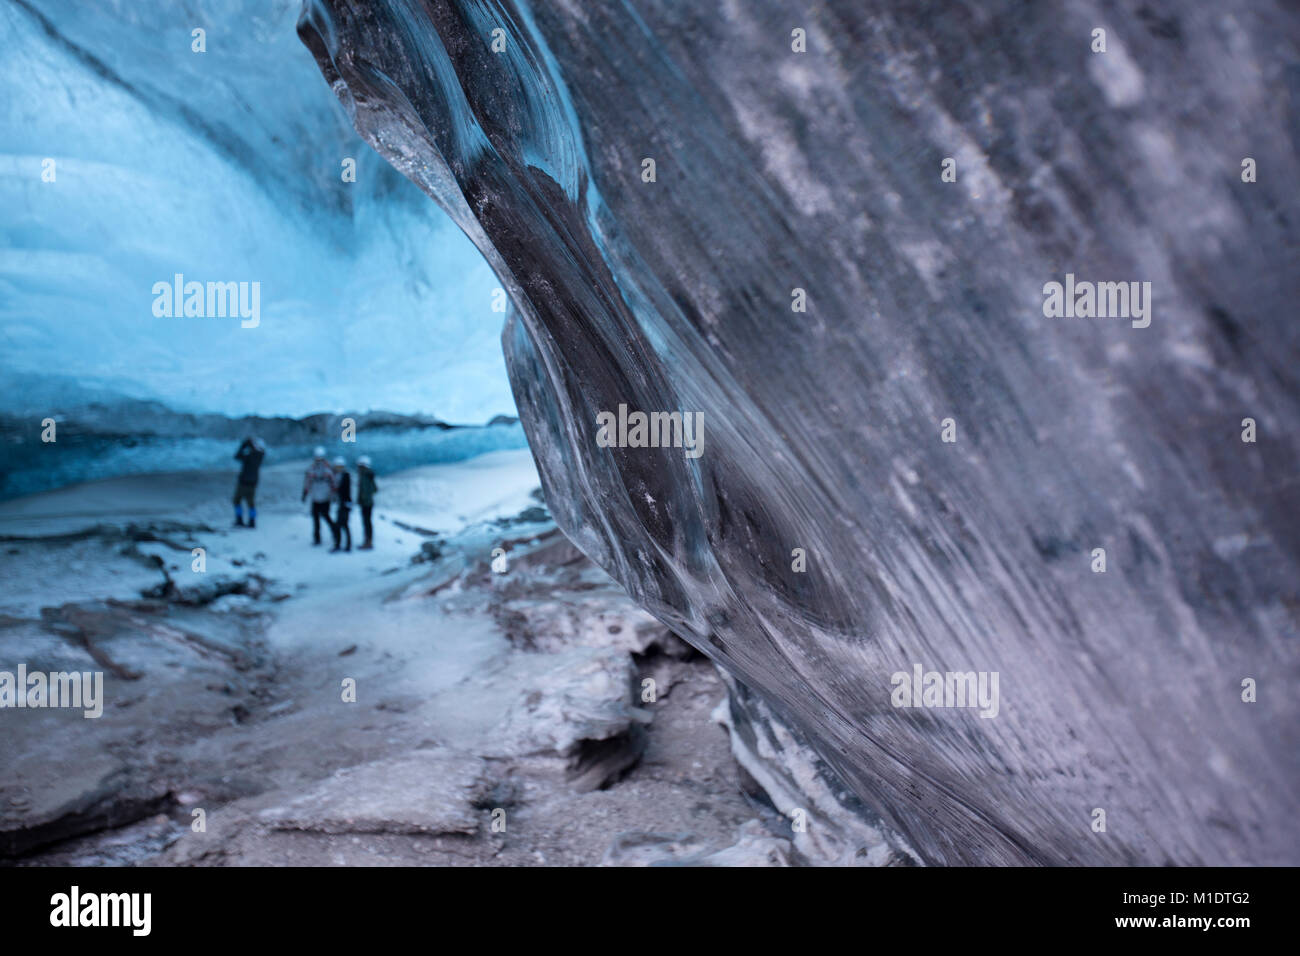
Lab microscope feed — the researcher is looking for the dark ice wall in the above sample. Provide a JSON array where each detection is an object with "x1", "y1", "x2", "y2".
[{"x1": 299, "y1": 0, "x2": 1300, "y2": 865}]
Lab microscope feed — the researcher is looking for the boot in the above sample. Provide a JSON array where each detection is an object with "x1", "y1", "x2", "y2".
[
  {"x1": 234, "y1": 515, "x2": 245, "y2": 527},
  {"x1": 248, "y1": 516, "x2": 256, "y2": 529}
]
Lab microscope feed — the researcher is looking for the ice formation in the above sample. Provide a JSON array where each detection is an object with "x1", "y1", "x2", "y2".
[
  {"x1": 1, "y1": 0, "x2": 513, "y2": 422},
  {"x1": 299, "y1": 0, "x2": 1300, "y2": 864}
]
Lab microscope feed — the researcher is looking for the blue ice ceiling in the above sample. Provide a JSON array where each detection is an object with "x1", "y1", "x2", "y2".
[{"x1": 0, "y1": 0, "x2": 515, "y2": 424}]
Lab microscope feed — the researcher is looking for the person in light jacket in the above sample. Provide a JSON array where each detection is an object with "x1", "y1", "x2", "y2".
[{"x1": 301, "y1": 446, "x2": 337, "y2": 546}]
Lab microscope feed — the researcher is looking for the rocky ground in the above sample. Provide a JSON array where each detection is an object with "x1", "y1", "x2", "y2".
[{"x1": 0, "y1": 449, "x2": 884, "y2": 867}]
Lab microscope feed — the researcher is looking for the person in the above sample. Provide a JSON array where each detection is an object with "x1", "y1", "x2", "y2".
[
  {"x1": 357, "y1": 455, "x2": 378, "y2": 550},
  {"x1": 330, "y1": 456, "x2": 352, "y2": 553},
  {"x1": 302, "y1": 447, "x2": 337, "y2": 546},
  {"x1": 233, "y1": 437, "x2": 266, "y2": 528}
]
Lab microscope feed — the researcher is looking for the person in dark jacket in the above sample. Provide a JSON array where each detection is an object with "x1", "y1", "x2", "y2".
[
  {"x1": 357, "y1": 455, "x2": 378, "y2": 550},
  {"x1": 302, "y1": 446, "x2": 337, "y2": 545},
  {"x1": 330, "y1": 456, "x2": 352, "y2": 553},
  {"x1": 233, "y1": 437, "x2": 266, "y2": 528}
]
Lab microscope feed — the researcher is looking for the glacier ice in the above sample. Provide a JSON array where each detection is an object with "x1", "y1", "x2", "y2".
[
  {"x1": 300, "y1": 0, "x2": 1300, "y2": 864},
  {"x1": 1, "y1": 0, "x2": 514, "y2": 423}
]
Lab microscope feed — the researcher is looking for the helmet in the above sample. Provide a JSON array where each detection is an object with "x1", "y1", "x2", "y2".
[
  {"x1": 251, "y1": 437, "x2": 266, "y2": 451},
  {"x1": 357, "y1": 455, "x2": 372, "y2": 467},
  {"x1": 313, "y1": 446, "x2": 326, "y2": 459},
  {"x1": 332, "y1": 456, "x2": 346, "y2": 467}
]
